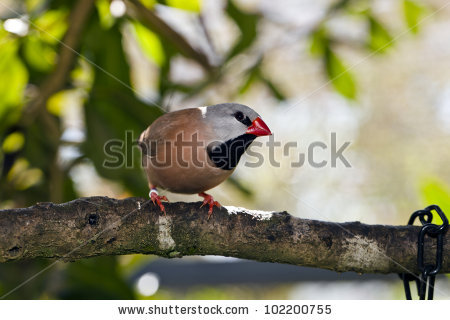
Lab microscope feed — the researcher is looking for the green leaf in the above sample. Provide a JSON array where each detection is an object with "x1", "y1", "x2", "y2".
[
  {"x1": 166, "y1": 0, "x2": 202, "y2": 12},
  {"x1": 0, "y1": 33, "x2": 28, "y2": 129},
  {"x1": 46, "y1": 89, "x2": 75, "y2": 116},
  {"x1": 420, "y1": 178, "x2": 450, "y2": 225},
  {"x1": 324, "y1": 48, "x2": 356, "y2": 99},
  {"x1": 71, "y1": 59, "x2": 94, "y2": 89},
  {"x1": 83, "y1": 23, "x2": 131, "y2": 86},
  {"x1": 2, "y1": 132, "x2": 25, "y2": 153},
  {"x1": 239, "y1": 65, "x2": 286, "y2": 100},
  {"x1": 262, "y1": 78, "x2": 286, "y2": 101},
  {"x1": 225, "y1": 0, "x2": 259, "y2": 60},
  {"x1": 368, "y1": 16, "x2": 393, "y2": 52},
  {"x1": 239, "y1": 67, "x2": 259, "y2": 94},
  {"x1": 227, "y1": 177, "x2": 253, "y2": 197},
  {"x1": 142, "y1": 0, "x2": 157, "y2": 8},
  {"x1": 130, "y1": 21, "x2": 165, "y2": 67},
  {"x1": 6, "y1": 158, "x2": 43, "y2": 191},
  {"x1": 33, "y1": 9, "x2": 68, "y2": 44},
  {"x1": 23, "y1": 35, "x2": 56, "y2": 71},
  {"x1": 309, "y1": 26, "x2": 328, "y2": 57},
  {"x1": 403, "y1": 0, "x2": 426, "y2": 34},
  {"x1": 95, "y1": 0, "x2": 115, "y2": 29},
  {"x1": 26, "y1": 0, "x2": 45, "y2": 13}
]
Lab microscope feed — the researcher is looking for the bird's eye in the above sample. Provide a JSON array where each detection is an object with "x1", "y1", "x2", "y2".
[{"x1": 234, "y1": 111, "x2": 244, "y2": 121}]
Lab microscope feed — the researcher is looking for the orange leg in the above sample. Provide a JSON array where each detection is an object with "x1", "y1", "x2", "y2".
[
  {"x1": 198, "y1": 192, "x2": 221, "y2": 219},
  {"x1": 149, "y1": 186, "x2": 169, "y2": 215}
]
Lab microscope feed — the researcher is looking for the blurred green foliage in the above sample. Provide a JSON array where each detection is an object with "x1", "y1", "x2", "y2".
[
  {"x1": 0, "y1": 0, "x2": 432, "y2": 300},
  {"x1": 420, "y1": 178, "x2": 450, "y2": 226},
  {"x1": 368, "y1": 15, "x2": 393, "y2": 52},
  {"x1": 324, "y1": 47, "x2": 356, "y2": 100},
  {"x1": 403, "y1": 0, "x2": 428, "y2": 34}
]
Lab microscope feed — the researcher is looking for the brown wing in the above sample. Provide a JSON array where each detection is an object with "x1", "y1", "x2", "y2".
[
  {"x1": 138, "y1": 108, "x2": 233, "y2": 193},
  {"x1": 139, "y1": 108, "x2": 197, "y2": 159}
]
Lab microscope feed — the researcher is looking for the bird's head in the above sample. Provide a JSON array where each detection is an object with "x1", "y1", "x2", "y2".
[
  {"x1": 203, "y1": 103, "x2": 272, "y2": 170},
  {"x1": 203, "y1": 103, "x2": 271, "y2": 142}
]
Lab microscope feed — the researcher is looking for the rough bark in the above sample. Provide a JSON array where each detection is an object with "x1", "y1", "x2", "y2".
[{"x1": 0, "y1": 197, "x2": 448, "y2": 274}]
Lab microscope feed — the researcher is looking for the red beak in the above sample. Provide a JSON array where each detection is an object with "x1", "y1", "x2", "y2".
[{"x1": 246, "y1": 117, "x2": 272, "y2": 136}]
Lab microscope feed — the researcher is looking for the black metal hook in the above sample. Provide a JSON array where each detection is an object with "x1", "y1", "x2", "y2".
[{"x1": 398, "y1": 205, "x2": 448, "y2": 300}]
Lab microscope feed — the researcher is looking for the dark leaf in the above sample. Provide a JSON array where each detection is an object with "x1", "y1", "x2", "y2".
[
  {"x1": 82, "y1": 21, "x2": 163, "y2": 196},
  {"x1": 239, "y1": 67, "x2": 259, "y2": 94},
  {"x1": 262, "y1": 78, "x2": 286, "y2": 101},
  {"x1": 225, "y1": 0, "x2": 259, "y2": 60},
  {"x1": 60, "y1": 256, "x2": 135, "y2": 299},
  {"x1": 227, "y1": 177, "x2": 254, "y2": 198}
]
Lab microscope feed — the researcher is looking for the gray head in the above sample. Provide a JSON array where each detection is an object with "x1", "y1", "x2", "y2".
[
  {"x1": 201, "y1": 103, "x2": 271, "y2": 141},
  {"x1": 200, "y1": 103, "x2": 271, "y2": 170}
]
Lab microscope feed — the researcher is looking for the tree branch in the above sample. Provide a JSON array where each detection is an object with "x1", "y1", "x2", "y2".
[
  {"x1": 125, "y1": 0, "x2": 213, "y2": 70},
  {"x1": 0, "y1": 197, "x2": 448, "y2": 275},
  {"x1": 21, "y1": 0, "x2": 96, "y2": 125}
]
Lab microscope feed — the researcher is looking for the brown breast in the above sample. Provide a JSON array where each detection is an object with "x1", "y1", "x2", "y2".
[{"x1": 139, "y1": 108, "x2": 233, "y2": 194}]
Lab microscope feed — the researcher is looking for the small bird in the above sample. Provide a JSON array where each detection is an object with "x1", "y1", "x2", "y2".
[{"x1": 138, "y1": 103, "x2": 271, "y2": 218}]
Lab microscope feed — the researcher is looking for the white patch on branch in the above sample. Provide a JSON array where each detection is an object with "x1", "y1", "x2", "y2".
[
  {"x1": 224, "y1": 206, "x2": 274, "y2": 220},
  {"x1": 158, "y1": 216, "x2": 176, "y2": 250},
  {"x1": 339, "y1": 236, "x2": 390, "y2": 271}
]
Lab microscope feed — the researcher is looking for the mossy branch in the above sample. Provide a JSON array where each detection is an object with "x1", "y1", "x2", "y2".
[{"x1": 0, "y1": 197, "x2": 448, "y2": 275}]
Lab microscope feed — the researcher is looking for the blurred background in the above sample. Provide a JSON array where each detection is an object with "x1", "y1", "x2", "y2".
[{"x1": 1, "y1": 0, "x2": 450, "y2": 299}]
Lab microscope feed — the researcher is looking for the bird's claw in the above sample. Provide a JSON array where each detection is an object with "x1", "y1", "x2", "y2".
[
  {"x1": 199, "y1": 193, "x2": 221, "y2": 219},
  {"x1": 150, "y1": 191, "x2": 169, "y2": 215}
]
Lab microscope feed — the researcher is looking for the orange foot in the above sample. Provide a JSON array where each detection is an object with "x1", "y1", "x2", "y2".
[
  {"x1": 198, "y1": 192, "x2": 221, "y2": 219},
  {"x1": 149, "y1": 188, "x2": 169, "y2": 215}
]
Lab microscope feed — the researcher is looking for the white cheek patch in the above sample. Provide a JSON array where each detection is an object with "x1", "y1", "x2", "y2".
[{"x1": 198, "y1": 106, "x2": 207, "y2": 118}]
